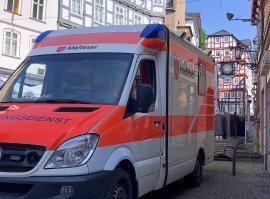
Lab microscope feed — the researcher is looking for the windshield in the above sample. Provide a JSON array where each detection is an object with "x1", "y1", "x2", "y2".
[{"x1": 0, "y1": 53, "x2": 133, "y2": 104}]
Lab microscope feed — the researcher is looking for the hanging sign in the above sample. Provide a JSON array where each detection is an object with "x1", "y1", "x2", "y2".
[{"x1": 220, "y1": 62, "x2": 235, "y2": 78}]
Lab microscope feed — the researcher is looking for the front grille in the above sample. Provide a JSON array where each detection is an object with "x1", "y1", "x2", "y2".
[{"x1": 0, "y1": 143, "x2": 46, "y2": 173}]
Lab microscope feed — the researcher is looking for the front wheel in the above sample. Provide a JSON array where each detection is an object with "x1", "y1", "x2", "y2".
[
  {"x1": 184, "y1": 154, "x2": 203, "y2": 187},
  {"x1": 104, "y1": 169, "x2": 133, "y2": 199}
]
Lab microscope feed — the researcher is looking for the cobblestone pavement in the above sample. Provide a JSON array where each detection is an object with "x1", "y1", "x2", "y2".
[{"x1": 141, "y1": 159, "x2": 270, "y2": 199}]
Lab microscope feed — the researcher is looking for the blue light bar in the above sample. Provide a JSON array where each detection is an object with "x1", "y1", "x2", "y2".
[
  {"x1": 140, "y1": 24, "x2": 167, "y2": 40},
  {"x1": 35, "y1": 30, "x2": 53, "y2": 43}
]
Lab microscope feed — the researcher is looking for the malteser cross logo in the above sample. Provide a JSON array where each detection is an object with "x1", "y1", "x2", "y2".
[{"x1": 57, "y1": 46, "x2": 67, "y2": 52}]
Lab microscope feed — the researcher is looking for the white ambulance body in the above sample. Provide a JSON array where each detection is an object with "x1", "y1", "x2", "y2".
[{"x1": 0, "y1": 24, "x2": 214, "y2": 198}]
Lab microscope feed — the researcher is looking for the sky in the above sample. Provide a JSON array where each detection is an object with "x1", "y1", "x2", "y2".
[{"x1": 186, "y1": 0, "x2": 256, "y2": 44}]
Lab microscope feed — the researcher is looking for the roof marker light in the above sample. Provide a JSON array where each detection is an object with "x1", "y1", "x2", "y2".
[
  {"x1": 35, "y1": 30, "x2": 53, "y2": 43},
  {"x1": 140, "y1": 24, "x2": 167, "y2": 40}
]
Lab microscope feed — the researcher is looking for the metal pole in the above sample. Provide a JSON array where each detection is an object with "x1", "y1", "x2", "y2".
[{"x1": 232, "y1": 146, "x2": 236, "y2": 176}]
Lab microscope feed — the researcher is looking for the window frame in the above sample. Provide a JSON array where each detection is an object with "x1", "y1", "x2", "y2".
[
  {"x1": 5, "y1": 0, "x2": 21, "y2": 14},
  {"x1": 94, "y1": 0, "x2": 105, "y2": 24},
  {"x1": 215, "y1": 37, "x2": 220, "y2": 43},
  {"x1": 198, "y1": 61, "x2": 206, "y2": 96},
  {"x1": 230, "y1": 92, "x2": 235, "y2": 98},
  {"x1": 29, "y1": 36, "x2": 37, "y2": 51},
  {"x1": 153, "y1": 0, "x2": 163, "y2": 6},
  {"x1": 70, "y1": 0, "x2": 83, "y2": 16},
  {"x1": 237, "y1": 92, "x2": 243, "y2": 98},
  {"x1": 134, "y1": 13, "x2": 142, "y2": 25},
  {"x1": 31, "y1": 0, "x2": 46, "y2": 21},
  {"x1": 115, "y1": 5, "x2": 125, "y2": 25},
  {"x1": 224, "y1": 36, "x2": 230, "y2": 42},
  {"x1": 3, "y1": 29, "x2": 20, "y2": 58},
  {"x1": 224, "y1": 49, "x2": 230, "y2": 57},
  {"x1": 233, "y1": 76, "x2": 239, "y2": 85},
  {"x1": 215, "y1": 50, "x2": 221, "y2": 57},
  {"x1": 125, "y1": 57, "x2": 157, "y2": 117}
]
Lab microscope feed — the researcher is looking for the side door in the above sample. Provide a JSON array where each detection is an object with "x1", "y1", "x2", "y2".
[{"x1": 126, "y1": 55, "x2": 163, "y2": 176}]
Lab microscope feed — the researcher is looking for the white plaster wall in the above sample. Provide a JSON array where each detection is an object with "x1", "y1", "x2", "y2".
[
  {"x1": 0, "y1": 0, "x2": 58, "y2": 71},
  {"x1": 185, "y1": 20, "x2": 198, "y2": 47}
]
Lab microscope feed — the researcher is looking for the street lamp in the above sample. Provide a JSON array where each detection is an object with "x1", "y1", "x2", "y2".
[
  {"x1": 230, "y1": 42, "x2": 257, "y2": 70},
  {"x1": 226, "y1": 12, "x2": 260, "y2": 23}
]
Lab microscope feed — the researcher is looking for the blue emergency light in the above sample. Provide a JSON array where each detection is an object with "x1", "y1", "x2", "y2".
[
  {"x1": 35, "y1": 30, "x2": 53, "y2": 43},
  {"x1": 140, "y1": 24, "x2": 167, "y2": 40}
]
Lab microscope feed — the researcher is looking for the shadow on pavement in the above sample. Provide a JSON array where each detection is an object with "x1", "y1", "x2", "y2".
[{"x1": 140, "y1": 179, "x2": 191, "y2": 199}]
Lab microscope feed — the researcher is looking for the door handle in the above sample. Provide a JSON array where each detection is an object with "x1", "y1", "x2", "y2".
[{"x1": 154, "y1": 119, "x2": 161, "y2": 126}]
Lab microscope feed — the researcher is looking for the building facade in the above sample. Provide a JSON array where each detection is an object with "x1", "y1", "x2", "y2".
[
  {"x1": 165, "y1": 0, "x2": 185, "y2": 31},
  {"x1": 0, "y1": 0, "x2": 59, "y2": 78},
  {"x1": 58, "y1": 0, "x2": 165, "y2": 28},
  {"x1": 251, "y1": 0, "x2": 270, "y2": 171},
  {"x1": 185, "y1": 12, "x2": 201, "y2": 47},
  {"x1": 0, "y1": 0, "x2": 166, "y2": 78},
  {"x1": 207, "y1": 30, "x2": 255, "y2": 116}
]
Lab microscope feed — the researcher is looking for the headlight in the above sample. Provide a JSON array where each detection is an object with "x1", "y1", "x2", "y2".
[{"x1": 45, "y1": 134, "x2": 99, "y2": 169}]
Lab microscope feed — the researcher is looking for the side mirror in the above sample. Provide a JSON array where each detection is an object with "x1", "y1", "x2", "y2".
[{"x1": 137, "y1": 84, "x2": 154, "y2": 113}]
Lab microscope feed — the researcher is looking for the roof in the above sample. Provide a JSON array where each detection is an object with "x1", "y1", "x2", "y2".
[
  {"x1": 208, "y1": 30, "x2": 233, "y2": 37},
  {"x1": 240, "y1": 39, "x2": 251, "y2": 48},
  {"x1": 186, "y1": 12, "x2": 201, "y2": 32}
]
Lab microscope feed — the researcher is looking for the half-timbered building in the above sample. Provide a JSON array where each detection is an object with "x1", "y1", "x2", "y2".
[{"x1": 207, "y1": 30, "x2": 255, "y2": 116}]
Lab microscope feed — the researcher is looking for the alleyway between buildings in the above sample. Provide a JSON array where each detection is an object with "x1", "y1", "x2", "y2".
[{"x1": 142, "y1": 160, "x2": 270, "y2": 199}]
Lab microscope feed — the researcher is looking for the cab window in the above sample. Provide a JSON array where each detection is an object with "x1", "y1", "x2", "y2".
[{"x1": 126, "y1": 59, "x2": 156, "y2": 115}]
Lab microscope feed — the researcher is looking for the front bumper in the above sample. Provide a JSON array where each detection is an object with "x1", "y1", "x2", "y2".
[{"x1": 0, "y1": 171, "x2": 112, "y2": 199}]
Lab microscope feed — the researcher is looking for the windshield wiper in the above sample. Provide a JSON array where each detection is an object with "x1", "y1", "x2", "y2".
[{"x1": 34, "y1": 99, "x2": 91, "y2": 104}]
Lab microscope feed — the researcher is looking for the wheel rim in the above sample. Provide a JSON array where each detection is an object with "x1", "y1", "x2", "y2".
[{"x1": 112, "y1": 185, "x2": 127, "y2": 199}]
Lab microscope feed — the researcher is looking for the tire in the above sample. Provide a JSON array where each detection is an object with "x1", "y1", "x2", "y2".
[
  {"x1": 104, "y1": 169, "x2": 133, "y2": 199},
  {"x1": 184, "y1": 154, "x2": 203, "y2": 187}
]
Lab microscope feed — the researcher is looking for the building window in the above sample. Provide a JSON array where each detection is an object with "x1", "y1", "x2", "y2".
[
  {"x1": 94, "y1": 0, "x2": 105, "y2": 24},
  {"x1": 224, "y1": 92, "x2": 228, "y2": 98},
  {"x1": 198, "y1": 61, "x2": 206, "y2": 95},
  {"x1": 153, "y1": 0, "x2": 163, "y2": 5},
  {"x1": 115, "y1": 5, "x2": 125, "y2": 25},
  {"x1": 215, "y1": 50, "x2": 221, "y2": 57},
  {"x1": 224, "y1": 36, "x2": 229, "y2": 42},
  {"x1": 3, "y1": 29, "x2": 20, "y2": 57},
  {"x1": 6, "y1": 0, "x2": 20, "y2": 13},
  {"x1": 233, "y1": 77, "x2": 239, "y2": 85},
  {"x1": 30, "y1": 37, "x2": 36, "y2": 50},
  {"x1": 152, "y1": 20, "x2": 161, "y2": 24},
  {"x1": 229, "y1": 104, "x2": 235, "y2": 113},
  {"x1": 215, "y1": 37, "x2": 220, "y2": 43},
  {"x1": 230, "y1": 92, "x2": 235, "y2": 98},
  {"x1": 71, "y1": 0, "x2": 82, "y2": 15},
  {"x1": 32, "y1": 0, "x2": 45, "y2": 21},
  {"x1": 240, "y1": 108, "x2": 243, "y2": 115},
  {"x1": 134, "y1": 14, "x2": 142, "y2": 25},
  {"x1": 225, "y1": 49, "x2": 230, "y2": 56},
  {"x1": 237, "y1": 92, "x2": 242, "y2": 98}
]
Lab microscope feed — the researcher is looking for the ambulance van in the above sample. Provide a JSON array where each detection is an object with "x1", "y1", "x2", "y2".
[{"x1": 0, "y1": 24, "x2": 214, "y2": 199}]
